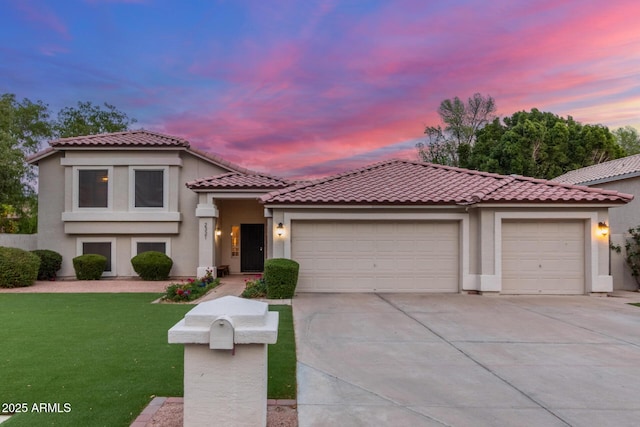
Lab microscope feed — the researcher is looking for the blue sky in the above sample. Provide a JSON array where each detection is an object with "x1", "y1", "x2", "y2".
[{"x1": 2, "y1": 0, "x2": 639, "y2": 177}]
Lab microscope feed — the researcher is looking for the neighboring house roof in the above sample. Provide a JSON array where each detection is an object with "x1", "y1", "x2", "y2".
[
  {"x1": 553, "y1": 154, "x2": 640, "y2": 186},
  {"x1": 261, "y1": 159, "x2": 633, "y2": 205},
  {"x1": 186, "y1": 172, "x2": 291, "y2": 190}
]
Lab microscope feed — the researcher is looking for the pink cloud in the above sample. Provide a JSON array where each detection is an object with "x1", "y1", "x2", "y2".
[
  {"x1": 140, "y1": 0, "x2": 640, "y2": 178},
  {"x1": 12, "y1": 0, "x2": 71, "y2": 40}
]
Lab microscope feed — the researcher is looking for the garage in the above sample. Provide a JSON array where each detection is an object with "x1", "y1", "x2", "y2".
[
  {"x1": 502, "y1": 220, "x2": 585, "y2": 294},
  {"x1": 291, "y1": 220, "x2": 459, "y2": 292}
]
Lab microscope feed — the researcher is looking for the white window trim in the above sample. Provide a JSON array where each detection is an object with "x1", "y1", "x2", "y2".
[
  {"x1": 76, "y1": 237, "x2": 117, "y2": 277},
  {"x1": 72, "y1": 166, "x2": 114, "y2": 212},
  {"x1": 128, "y1": 166, "x2": 169, "y2": 212},
  {"x1": 131, "y1": 237, "x2": 172, "y2": 258}
]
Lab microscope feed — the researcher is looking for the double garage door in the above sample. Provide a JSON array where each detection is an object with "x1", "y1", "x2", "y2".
[
  {"x1": 291, "y1": 219, "x2": 586, "y2": 294},
  {"x1": 291, "y1": 221, "x2": 459, "y2": 292}
]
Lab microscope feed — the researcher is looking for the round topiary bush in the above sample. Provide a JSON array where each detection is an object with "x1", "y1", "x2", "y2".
[
  {"x1": 130, "y1": 251, "x2": 173, "y2": 280},
  {"x1": 72, "y1": 254, "x2": 107, "y2": 280},
  {"x1": 0, "y1": 246, "x2": 41, "y2": 288},
  {"x1": 264, "y1": 258, "x2": 300, "y2": 299},
  {"x1": 31, "y1": 249, "x2": 63, "y2": 281}
]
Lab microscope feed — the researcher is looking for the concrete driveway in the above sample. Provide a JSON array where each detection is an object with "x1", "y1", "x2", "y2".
[{"x1": 293, "y1": 293, "x2": 640, "y2": 427}]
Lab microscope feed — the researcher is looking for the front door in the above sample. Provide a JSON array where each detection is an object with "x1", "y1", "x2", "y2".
[{"x1": 241, "y1": 223, "x2": 265, "y2": 272}]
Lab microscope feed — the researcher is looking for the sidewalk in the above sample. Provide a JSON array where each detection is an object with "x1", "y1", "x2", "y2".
[{"x1": 0, "y1": 274, "x2": 247, "y2": 297}]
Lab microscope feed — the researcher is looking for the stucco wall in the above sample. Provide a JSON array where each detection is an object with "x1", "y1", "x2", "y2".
[
  {"x1": 267, "y1": 205, "x2": 612, "y2": 294},
  {"x1": 0, "y1": 234, "x2": 38, "y2": 251},
  {"x1": 592, "y1": 178, "x2": 640, "y2": 290},
  {"x1": 35, "y1": 148, "x2": 230, "y2": 278}
]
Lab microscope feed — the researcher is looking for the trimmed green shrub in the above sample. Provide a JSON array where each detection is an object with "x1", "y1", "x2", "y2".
[
  {"x1": 264, "y1": 258, "x2": 299, "y2": 299},
  {"x1": 0, "y1": 246, "x2": 41, "y2": 288},
  {"x1": 31, "y1": 249, "x2": 63, "y2": 280},
  {"x1": 72, "y1": 254, "x2": 107, "y2": 280},
  {"x1": 131, "y1": 251, "x2": 173, "y2": 280}
]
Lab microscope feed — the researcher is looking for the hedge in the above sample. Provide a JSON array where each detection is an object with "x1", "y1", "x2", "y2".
[
  {"x1": 0, "y1": 246, "x2": 40, "y2": 288},
  {"x1": 130, "y1": 251, "x2": 173, "y2": 280},
  {"x1": 264, "y1": 258, "x2": 299, "y2": 299},
  {"x1": 32, "y1": 249, "x2": 63, "y2": 281},
  {"x1": 72, "y1": 254, "x2": 107, "y2": 280}
]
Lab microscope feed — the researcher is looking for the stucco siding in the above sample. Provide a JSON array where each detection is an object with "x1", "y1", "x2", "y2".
[
  {"x1": 592, "y1": 178, "x2": 640, "y2": 290},
  {"x1": 35, "y1": 148, "x2": 233, "y2": 278}
]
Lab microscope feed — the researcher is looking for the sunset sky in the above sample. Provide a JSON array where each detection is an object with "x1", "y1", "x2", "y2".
[{"x1": 2, "y1": 0, "x2": 639, "y2": 178}]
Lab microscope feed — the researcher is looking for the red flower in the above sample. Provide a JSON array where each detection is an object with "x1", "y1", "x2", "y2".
[{"x1": 177, "y1": 289, "x2": 184, "y2": 295}]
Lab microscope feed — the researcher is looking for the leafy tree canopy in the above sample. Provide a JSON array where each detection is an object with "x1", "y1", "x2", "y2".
[
  {"x1": 0, "y1": 93, "x2": 136, "y2": 233},
  {"x1": 467, "y1": 109, "x2": 626, "y2": 179},
  {"x1": 417, "y1": 93, "x2": 496, "y2": 166},
  {"x1": 53, "y1": 101, "x2": 136, "y2": 138},
  {"x1": 613, "y1": 125, "x2": 640, "y2": 155}
]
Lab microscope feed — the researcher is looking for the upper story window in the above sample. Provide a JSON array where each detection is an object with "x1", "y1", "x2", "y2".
[
  {"x1": 74, "y1": 167, "x2": 112, "y2": 210},
  {"x1": 130, "y1": 167, "x2": 168, "y2": 210}
]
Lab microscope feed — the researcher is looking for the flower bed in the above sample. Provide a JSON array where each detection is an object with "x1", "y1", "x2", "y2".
[
  {"x1": 162, "y1": 270, "x2": 219, "y2": 302},
  {"x1": 241, "y1": 274, "x2": 267, "y2": 298}
]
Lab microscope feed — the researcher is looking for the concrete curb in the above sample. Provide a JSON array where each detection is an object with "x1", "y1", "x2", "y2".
[{"x1": 130, "y1": 397, "x2": 297, "y2": 426}]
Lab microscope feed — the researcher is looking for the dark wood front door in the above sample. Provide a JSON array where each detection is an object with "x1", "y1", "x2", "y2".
[{"x1": 241, "y1": 223, "x2": 265, "y2": 272}]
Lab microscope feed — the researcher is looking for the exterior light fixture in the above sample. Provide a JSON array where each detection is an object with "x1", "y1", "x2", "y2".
[
  {"x1": 598, "y1": 221, "x2": 609, "y2": 237},
  {"x1": 215, "y1": 228, "x2": 222, "y2": 237},
  {"x1": 276, "y1": 222, "x2": 285, "y2": 237}
]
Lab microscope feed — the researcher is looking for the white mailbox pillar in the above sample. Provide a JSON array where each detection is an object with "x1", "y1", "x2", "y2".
[{"x1": 168, "y1": 296, "x2": 279, "y2": 427}]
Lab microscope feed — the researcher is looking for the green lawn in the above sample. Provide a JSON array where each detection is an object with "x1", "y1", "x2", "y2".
[
  {"x1": 268, "y1": 305, "x2": 296, "y2": 399},
  {"x1": 0, "y1": 294, "x2": 296, "y2": 426}
]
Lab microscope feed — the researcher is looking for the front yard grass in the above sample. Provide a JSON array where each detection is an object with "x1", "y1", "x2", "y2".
[{"x1": 0, "y1": 294, "x2": 296, "y2": 426}]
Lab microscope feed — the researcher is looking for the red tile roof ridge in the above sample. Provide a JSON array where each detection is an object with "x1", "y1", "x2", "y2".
[
  {"x1": 261, "y1": 158, "x2": 634, "y2": 205},
  {"x1": 185, "y1": 171, "x2": 292, "y2": 188},
  {"x1": 49, "y1": 129, "x2": 190, "y2": 147}
]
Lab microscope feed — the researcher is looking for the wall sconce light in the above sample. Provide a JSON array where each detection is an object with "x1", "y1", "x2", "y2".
[
  {"x1": 215, "y1": 228, "x2": 222, "y2": 237},
  {"x1": 598, "y1": 221, "x2": 609, "y2": 237},
  {"x1": 276, "y1": 222, "x2": 285, "y2": 237}
]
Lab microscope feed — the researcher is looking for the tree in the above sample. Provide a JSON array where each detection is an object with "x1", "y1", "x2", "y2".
[
  {"x1": 613, "y1": 126, "x2": 640, "y2": 155},
  {"x1": 0, "y1": 94, "x2": 52, "y2": 233},
  {"x1": 467, "y1": 109, "x2": 626, "y2": 179},
  {"x1": 0, "y1": 94, "x2": 136, "y2": 233},
  {"x1": 417, "y1": 93, "x2": 496, "y2": 166},
  {"x1": 53, "y1": 101, "x2": 137, "y2": 138}
]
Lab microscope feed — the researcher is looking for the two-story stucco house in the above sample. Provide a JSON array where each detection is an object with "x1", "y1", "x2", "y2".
[
  {"x1": 27, "y1": 130, "x2": 289, "y2": 279},
  {"x1": 28, "y1": 130, "x2": 633, "y2": 295}
]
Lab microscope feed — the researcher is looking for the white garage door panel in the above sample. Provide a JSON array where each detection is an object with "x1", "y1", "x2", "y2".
[
  {"x1": 502, "y1": 221, "x2": 584, "y2": 294},
  {"x1": 292, "y1": 221, "x2": 459, "y2": 292}
]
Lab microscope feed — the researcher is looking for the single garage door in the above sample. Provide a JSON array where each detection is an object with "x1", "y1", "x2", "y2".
[
  {"x1": 291, "y1": 220, "x2": 459, "y2": 292},
  {"x1": 502, "y1": 220, "x2": 585, "y2": 294}
]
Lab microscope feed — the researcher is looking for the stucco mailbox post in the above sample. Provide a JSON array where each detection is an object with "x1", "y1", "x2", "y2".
[{"x1": 168, "y1": 296, "x2": 279, "y2": 427}]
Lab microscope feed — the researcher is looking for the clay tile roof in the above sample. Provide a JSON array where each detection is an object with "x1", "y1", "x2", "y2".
[
  {"x1": 48, "y1": 130, "x2": 190, "y2": 148},
  {"x1": 261, "y1": 159, "x2": 633, "y2": 205},
  {"x1": 186, "y1": 172, "x2": 291, "y2": 190},
  {"x1": 553, "y1": 154, "x2": 640, "y2": 185}
]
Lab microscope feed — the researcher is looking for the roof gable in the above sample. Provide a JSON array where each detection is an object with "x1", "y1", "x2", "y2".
[
  {"x1": 49, "y1": 130, "x2": 190, "y2": 148},
  {"x1": 553, "y1": 154, "x2": 640, "y2": 185},
  {"x1": 27, "y1": 131, "x2": 252, "y2": 175},
  {"x1": 261, "y1": 159, "x2": 633, "y2": 205}
]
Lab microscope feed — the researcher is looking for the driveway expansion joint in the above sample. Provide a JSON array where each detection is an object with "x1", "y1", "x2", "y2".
[{"x1": 375, "y1": 293, "x2": 573, "y2": 427}]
